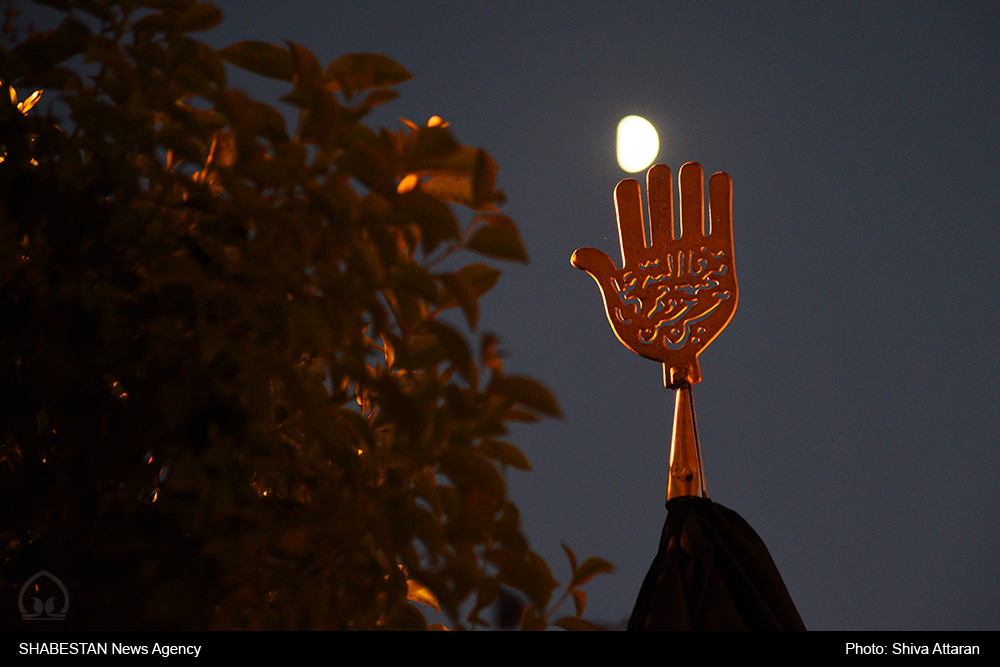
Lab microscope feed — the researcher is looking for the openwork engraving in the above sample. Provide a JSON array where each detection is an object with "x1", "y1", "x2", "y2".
[
  {"x1": 612, "y1": 248, "x2": 732, "y2": 350},
  {"x1": 572, "y1": 162, "x2": 738, "y2": 388}
]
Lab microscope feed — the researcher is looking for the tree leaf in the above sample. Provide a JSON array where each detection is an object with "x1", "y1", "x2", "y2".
[
  {"x1": 137, "y1": 0, "x2": 198, "y2": 10},
  {"x1": 490, "y1": 376, "x2": 562, "y2": 418},
  {"x1": 393, "y1": 260, "x2": 439, "y2": 304},
  {"x1": 218, "y1": 41, "x2": 293, "y2": 82},
  {"x1": 561, "y1": 542, "x2": 578, "y2": 575},
  {"x1": 419, "y1": 175, "x2": 475, "y2": 208},
  {"x1": 466, "y1": 215, "x2": 527, "y2": 263},
  {"x1": 335, "y1": 406, "x2": 376, "y2": 449},
  {"x1": 222, "y1": 89, "x2": 288, "y2": 142},
  {"x1": 361, "y1": 88, "x2": 399, "y2": 111},
  {"x1": 436, "y1": 263, "x2": 502, "y2": 330},
  {"x1": 438, "y1": 272, "x2": 478, "y2": 330},
  {"x1": 493, "y1": 549, "x2": 557, "y2": 612},
  {"x1": 571, "y1": 589, "x2": 587, "y2": 617},
  {"x1": 403, "y1": 126, "x2": 461, "y2": 171},
  {"x1": 476, "y1": 440, "x2": 531, "y2": 471},
  {"x1": 407, "y1": 579, "x2": 441, "y2": 613},
  {"x1": 570, "y1": 557, "x2": 615, "y2": 589},
  {"x1": 325, "y1": 53, "x2": 412, "y2": 97},
  {"x1": 424, "y1": 320, "x2": 476, "y2": 386},
  {"x1": 132, "y1": 12, "x2": 176, "y2": 33},
  {"x1": 12, "y1": 15, "x2": 90, "y2": 72},
  {"x1": 504, "y1": 409, "x2": 539, "y2": 423},
  {"x1": 176, "y1": 2, "x2": 223, "y2": 32},
  {"x1": 555, "y1": 616, "x2": 601, "y2": 631},
  {"x1": 286, "y1": 41, "x2": 323, "y2": 84},
  {"x1": 17, "y1": 90, "x2": 44, "y2": 115},
  {"x1": 395, "y1": 190, "x2": 459, "y2": 254},
  {"x1": 471, "y1": 148, "x2": 502, "y2": 207},
  {"x1": 452, "y1": 263, "x2": 501, "y2": 299},
  {"x1": 440, "y1": 449, "x2": 505, "y2": 499},
  {"x1": 382, "y1": 601, "x2": 429, "y2": 630},
  {"x1": 520, "y1": 605, "x2": 546, "y2": 631},
  {"x1": 371, "y1": 375, "x2": 422, "y2": 441}
]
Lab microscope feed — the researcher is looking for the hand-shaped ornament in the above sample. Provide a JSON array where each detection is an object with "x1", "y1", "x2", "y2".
[
  {"x1": 572, "y1": 163, "x2": 738, "y2": 499},
  {"x1": 571, "y1": 162, "x2": 737, "y2": 389}
]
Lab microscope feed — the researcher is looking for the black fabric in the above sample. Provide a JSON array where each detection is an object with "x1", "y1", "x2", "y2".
[{"x1": 628, "y1": 497, "x2": 806, "y2": 631}]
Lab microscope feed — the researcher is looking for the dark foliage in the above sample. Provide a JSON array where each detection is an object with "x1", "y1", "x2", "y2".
[{"x1": 0, "y1": 0, "x2": 609, "y2": 629}]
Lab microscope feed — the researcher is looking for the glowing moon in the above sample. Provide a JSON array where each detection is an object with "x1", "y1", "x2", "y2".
[{"x1": 616, "y1": 116, "x2": 659, "y2": 173}]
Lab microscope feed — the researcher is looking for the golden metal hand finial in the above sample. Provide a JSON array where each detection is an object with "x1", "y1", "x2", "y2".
[
  {"x1": 571, "y1": 162, "x2": 738, "y2": 389},
  {"x1": 572, "y1": 162, "x2": 738, "y2": 500}
]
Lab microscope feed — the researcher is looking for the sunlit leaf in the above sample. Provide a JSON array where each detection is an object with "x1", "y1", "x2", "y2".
[
  {"x1": 396, "y1": 173, "x2": 418, "y2": 194},
  {"x1": 17, "y1": 90, "x2": 43, "y2": 114},
  {"x1": 407, "y1": 579, "x2": 441, "y2": 613},
  {"x1": 218, "y1": 41, "x2": 293, "y2": 82}
]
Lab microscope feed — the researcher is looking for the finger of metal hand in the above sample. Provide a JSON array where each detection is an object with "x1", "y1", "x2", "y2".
[
  {"x1": 679, "y1": 162, "x2": 705, "y2": 240},
  {"x1": 570, "y1": 246, "x2": 617, "y2": 282},
  {"x1": 614, "y1": 178, "x2": 645, "y2": 267},
  {"x1": 708, "y1": 171, "x2": 732, "y2": 242},
  {"x1": 646, "y1": 163, "x2": 674, "y2": 245}
]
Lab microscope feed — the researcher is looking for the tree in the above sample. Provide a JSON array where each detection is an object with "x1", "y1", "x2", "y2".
[{"x1": 0, "y1": 0, "x2": 610, "y2": 630}]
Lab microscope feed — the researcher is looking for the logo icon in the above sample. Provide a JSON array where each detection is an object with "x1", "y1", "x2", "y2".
[{"x1": 19, "y1": 570, "x2": 69, "y2": 620}]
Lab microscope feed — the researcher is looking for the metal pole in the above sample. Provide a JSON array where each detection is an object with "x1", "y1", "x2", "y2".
[{"x1": 667, "y1": 384, "x2": 707, "y2": 500}]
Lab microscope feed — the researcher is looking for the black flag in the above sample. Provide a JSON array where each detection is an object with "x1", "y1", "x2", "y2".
[{"x1": 629, "y1": 497, "x2": 806, "y2": 631}]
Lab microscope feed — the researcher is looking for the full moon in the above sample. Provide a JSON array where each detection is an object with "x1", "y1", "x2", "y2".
[{"x1": 616, "y1": 116, "x2": 659, "y2": 173}]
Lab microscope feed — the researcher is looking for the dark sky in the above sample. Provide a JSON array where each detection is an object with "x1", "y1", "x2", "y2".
[{"x1": 25, "y1": 1, "x2": 1000, "y2": 630}]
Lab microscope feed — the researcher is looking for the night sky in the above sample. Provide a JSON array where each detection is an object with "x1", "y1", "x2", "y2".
[{"x1": 24, "y1": 1, "x2": 999, "y2": 630}]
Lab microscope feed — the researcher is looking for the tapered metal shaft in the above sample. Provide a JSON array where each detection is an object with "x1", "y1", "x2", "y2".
[{"x1": 667, "y1": 384, "x2": 707, "y2": 500}]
